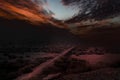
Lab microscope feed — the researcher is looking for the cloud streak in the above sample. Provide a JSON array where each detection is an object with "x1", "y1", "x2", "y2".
[
  {"x1": 0, "y1": 0, "x2": 68, "y2": 28},
  {"x1": 0, "y1": 0, "x2": 56, "y2": 24},
  {"x1": 62, "y1": 0, "x2": 120, "y2": 22}
]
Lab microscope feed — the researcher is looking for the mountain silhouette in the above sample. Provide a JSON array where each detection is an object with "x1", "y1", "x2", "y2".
[{"x1": 0, "y1": 18, "x2": 79, "y2": 45}]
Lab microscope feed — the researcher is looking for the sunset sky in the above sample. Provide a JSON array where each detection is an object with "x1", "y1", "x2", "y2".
[
  {"x1": 0, "y1": 0, "x2": 120, "y2": 33},
  {"x1": 0, "y1": 0, "x2": 120, "y2": 52}
]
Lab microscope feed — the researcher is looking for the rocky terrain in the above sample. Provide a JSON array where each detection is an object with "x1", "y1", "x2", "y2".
[{"x1": 0, "y1": 46, "x2": 119, "y2": 80}]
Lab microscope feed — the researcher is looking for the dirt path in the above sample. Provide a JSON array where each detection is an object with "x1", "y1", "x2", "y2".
[{"x1": 15, "y1": 46, "x2": 75, "y2": 80}]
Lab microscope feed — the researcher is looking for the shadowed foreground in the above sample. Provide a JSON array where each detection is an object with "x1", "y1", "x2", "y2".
[{"x1": 14, "y1": 47, "x2": 120, "y2": 80}]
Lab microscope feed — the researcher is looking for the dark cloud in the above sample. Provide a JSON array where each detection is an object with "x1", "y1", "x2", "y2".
[{"x1": 62, "y1": 0, "x2": 120, "y2": 22}]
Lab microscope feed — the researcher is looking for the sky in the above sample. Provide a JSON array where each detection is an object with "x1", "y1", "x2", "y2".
[
  {"x1": 0, "y1": 0, "x2": 120, "y2": 50},
  {"x1": 44, "y1": 0, "x2": 78, "y2": 20},
  {"x1": 0, "y1": 0, "x2": 120, "y2": 31}
]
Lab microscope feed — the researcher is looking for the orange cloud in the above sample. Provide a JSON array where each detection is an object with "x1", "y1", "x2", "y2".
[
  {"x1": 0, "y1": 0, "x2": 68, "y2": 28},
  {"x1": 0, "y1": 1, "x2": 49, "y2": 23}
]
